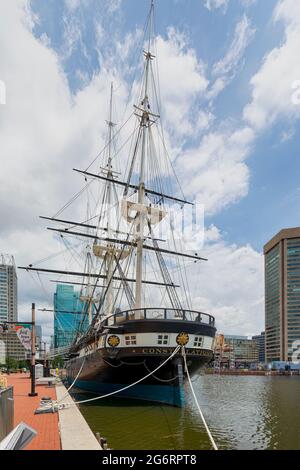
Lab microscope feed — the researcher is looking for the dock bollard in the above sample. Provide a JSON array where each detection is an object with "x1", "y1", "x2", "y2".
[
  {"x1": 100, "y1": 438, "x2": 108, "y2": 450},
  {"x1": 95, "y1": 433, "x2": 108, "y2": 450}
]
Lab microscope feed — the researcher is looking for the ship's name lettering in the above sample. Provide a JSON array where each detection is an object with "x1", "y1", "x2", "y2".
[{"x1": 142, "y1": 348, "x2": 210, "y2": 356}]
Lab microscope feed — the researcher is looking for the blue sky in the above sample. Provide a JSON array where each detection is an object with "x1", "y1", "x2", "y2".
[{"x1": 1, "y1": 0, "x2": 300, "y2": 340}]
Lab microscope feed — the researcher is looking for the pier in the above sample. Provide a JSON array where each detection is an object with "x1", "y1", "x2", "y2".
[
  {"x1": 5, "y1": 373, "x2": 60, "y2": 450},
  {"x1": 3, "y1": 373, "x2": 102, "y2": 450}
]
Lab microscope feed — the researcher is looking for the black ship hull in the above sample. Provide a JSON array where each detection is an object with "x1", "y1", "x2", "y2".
[
  {"x1": 66, "y1": 312, "x2": 216, "y2": 407},
  {"x1": 66, "y1": 348, "x2": 213, "y2": 407}
]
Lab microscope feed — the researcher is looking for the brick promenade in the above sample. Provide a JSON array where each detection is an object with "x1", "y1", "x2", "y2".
[{"x1": 5, "y1": 373, "x2": 61, "y2": 450}]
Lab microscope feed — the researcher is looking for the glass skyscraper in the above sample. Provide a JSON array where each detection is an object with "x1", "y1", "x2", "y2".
[
  {"x1": 54, "y1": 284, "x2": 90, "y2": 349},
  {"x1": 252, "y1": 332, "x2": 265, "y2": 363},
  {"x1": 264, "y1": 228, "x2": 300, "y2": 362}
]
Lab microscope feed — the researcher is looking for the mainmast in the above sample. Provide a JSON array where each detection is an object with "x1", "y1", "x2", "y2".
[
  {"x1": 135, "y1": 1, "x2": 155, "y2": 310},
  {"x1": 105, "y1": 82, "x2": 115, "y2": 316}
]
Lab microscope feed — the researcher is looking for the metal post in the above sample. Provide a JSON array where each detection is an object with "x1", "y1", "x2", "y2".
[
  {"x1": 28, "y1": 303, "x2": 38, "y2": 397},
  {"x1": 5, "y1": 330, "x2": 9, "y2": 375},
  {"x1": 43, "y1": 341, "x2": 46, "y2": 367}
]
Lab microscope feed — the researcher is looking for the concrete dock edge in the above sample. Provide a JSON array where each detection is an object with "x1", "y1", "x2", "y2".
[{"x1": 55, "y1": 382, "x2": 102, "y2": 450}]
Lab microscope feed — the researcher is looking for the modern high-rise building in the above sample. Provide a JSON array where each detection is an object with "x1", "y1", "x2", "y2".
[
  {"x1": 252, "y1": 332, "x2": 265, "y2": 363},
  {"x1": 264, "y1": 228, "x2": 300, "y2": 362},
  {"x1": 0, "y1": 254, "x2": 18, "y2": 323},
  {"x1": 35, "y1": 325, "x2": 42, "y2": 351},
  {"x1": 54, "y1": 284, "x2": 89, "y2": 349}
]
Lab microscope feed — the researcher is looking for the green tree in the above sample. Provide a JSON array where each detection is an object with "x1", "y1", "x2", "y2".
[
  {"x1": 6, "y1": 356, "x2": 19, "y2": 370},
  {"x1": 51, "y1": 356, "x2": 64, "y2": 368},
  {"x1": 18, "y1": 360, "x2": 29, "y2": 369}
]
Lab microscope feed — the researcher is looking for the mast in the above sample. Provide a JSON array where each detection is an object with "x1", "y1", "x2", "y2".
[
  {"x1": 86, "y1": 250, "x2": 93, "y2": 324},
  {"x1": 79, "y1": 194, "x2": 95, "y2": 326},
  {"x1": 105, "y1": 82, "x2": 115, "y2": 317},
  {"x1": 135, "y1": 1, "x2": 154, "y2": 310},
  {"x1": 80, "y1": 84, "x2": 116, "y2": 325}
]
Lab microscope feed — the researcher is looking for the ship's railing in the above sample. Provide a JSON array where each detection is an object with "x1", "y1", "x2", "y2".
[
  {"x1": 47, "y1": 345, "x2": 71, "y2": 359},
  {"x1": 104, "y1": 308, "x2": 215, "y2": 327}
]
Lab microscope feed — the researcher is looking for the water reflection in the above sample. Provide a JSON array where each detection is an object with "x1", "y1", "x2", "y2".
[
  {"x1": 75, "y1": 375, "x2": 300, "y2": 450},
  {"x1": 261, "y1": 377, "x2": 300, "y2": 450}
]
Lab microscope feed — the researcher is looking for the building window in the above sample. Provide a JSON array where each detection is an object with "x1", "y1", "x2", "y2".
[
  {"x1": 194, "y1": 336, "x2": 204, "y2": 348},
  {"x1": 157, "y1": 334, "x2": 169, "y2": 345},
  {"x1": 125, "y1": 335, "x2": 137, "y2": 346}
]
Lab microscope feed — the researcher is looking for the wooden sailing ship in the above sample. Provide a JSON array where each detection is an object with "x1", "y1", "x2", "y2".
[{"x1": 20, "y1": 1, "x2": 216, "y2": 407}]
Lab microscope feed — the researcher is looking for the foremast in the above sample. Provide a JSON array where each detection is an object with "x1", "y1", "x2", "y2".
[
  {"x1": 104, "y1": 82, "x2": 116, "y2": 318},
  {"x1": 92, "y1": 82, "x2": 126, "y2": 322}
]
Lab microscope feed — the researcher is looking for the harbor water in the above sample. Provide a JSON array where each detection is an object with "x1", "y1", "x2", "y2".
[{"x1": 75, "y1": 375, "x2": 300, "y2": 450}]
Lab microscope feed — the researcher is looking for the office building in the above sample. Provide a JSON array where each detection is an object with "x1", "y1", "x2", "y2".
[
  {"x1": 35, "y1": 325, "x2": 42, "y2": 351},
  {"x1": 215, "y1": 335, "x2": 259, "y2": 368},
  {"x1": 0, "y1": 330, "x2": 28, "y2": 363},
  {"x1": 54, "y1": 284, "x2": 89, "y2": 349},
  {"x1": 252, "y1": 332, "x2": 265, "y2": 363},
  {"x1": 264, "y1": 228, "x2": 300, "y2": 362},
  {"x1": 0, "y1": 254, "x2": 18, "y2": 323}
]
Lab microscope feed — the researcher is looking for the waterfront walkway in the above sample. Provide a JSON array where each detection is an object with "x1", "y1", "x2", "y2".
[{"x1": 5, "y1": 373, "x2": 61, "y2": 450}]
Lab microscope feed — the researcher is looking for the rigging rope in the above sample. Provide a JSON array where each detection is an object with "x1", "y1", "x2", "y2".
[
  {"x1": 147, "y1": 220, "x2": 183, "y2": 314},
  {"x1": 57, "y1": 357, "x2": 86, "y2": 404}
]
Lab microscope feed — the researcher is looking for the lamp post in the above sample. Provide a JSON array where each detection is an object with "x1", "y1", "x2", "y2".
[
  {"x1": 28, "y1": 303, "x2": 38, "y2": 397},
  {"x1": 5, "y1": 327, "x2": 9, "y2": 374},
  {"x1": 42, "y1": 341, "x2": 46, "y2": 365}
]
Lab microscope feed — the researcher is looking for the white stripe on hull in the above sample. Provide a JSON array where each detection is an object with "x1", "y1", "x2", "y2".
[{"x1": 77, "y1": 333, "x2": 214, "y2": 357}]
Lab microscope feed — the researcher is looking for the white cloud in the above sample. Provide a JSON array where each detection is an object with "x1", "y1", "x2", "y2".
[
  {"x1": 213, "y1": 15, "x2": 255, "y2": 77},
  {"x1": 244, "y1": 0, "x2": 300, "y2": 130},
  {"x1": 240, "y1": 0, "x2": 257, "y2": 7},
  {"x1": 65, "y1": 0, "x2": 81, "y2": 10},
  {"x1": 208, "y1": 15, "x2": 255, "y2": 100},
  {"x1": 204, "y1": 0, "x2": 257, "y2": 11},
  {"x1": 177, "y1": 126, "x2": 255, "y2": 215},
  {"x1": 196, "y1": 110, "x2": 215, "y2": 131},
  {"x1": 193, "y1": 227, "x2": 264, "y2": 335},
  {"x1": 65, "y1": 0, "x2": 123, "y2": 12},
  {"x1": 280, "y1": 127, "x2": 295, "y2": 143},
  {"x1": 155, "y1": 28, "x2": 209, "y2": 139},
  {"x1": 204, "y1": 0, "x2": 229, "y2": 12}
]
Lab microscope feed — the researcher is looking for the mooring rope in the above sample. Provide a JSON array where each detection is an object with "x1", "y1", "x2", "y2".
[
  {"x1": 57, "y1": 346, "x2": 181, "y2": 408},
  {"x1": 57, "y1": 357, "x2": 86, "y2": 404},
  {"x1": 45, "y1": 345, "x2": 218, "y2": 450},
  {"x1": 182, "y1": 347, "x2": 218, "y2": 451}
]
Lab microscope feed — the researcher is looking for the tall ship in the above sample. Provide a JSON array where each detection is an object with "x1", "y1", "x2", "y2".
[{"x1": 20, "y1": 1, "x2": 216, "y2": 407}]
